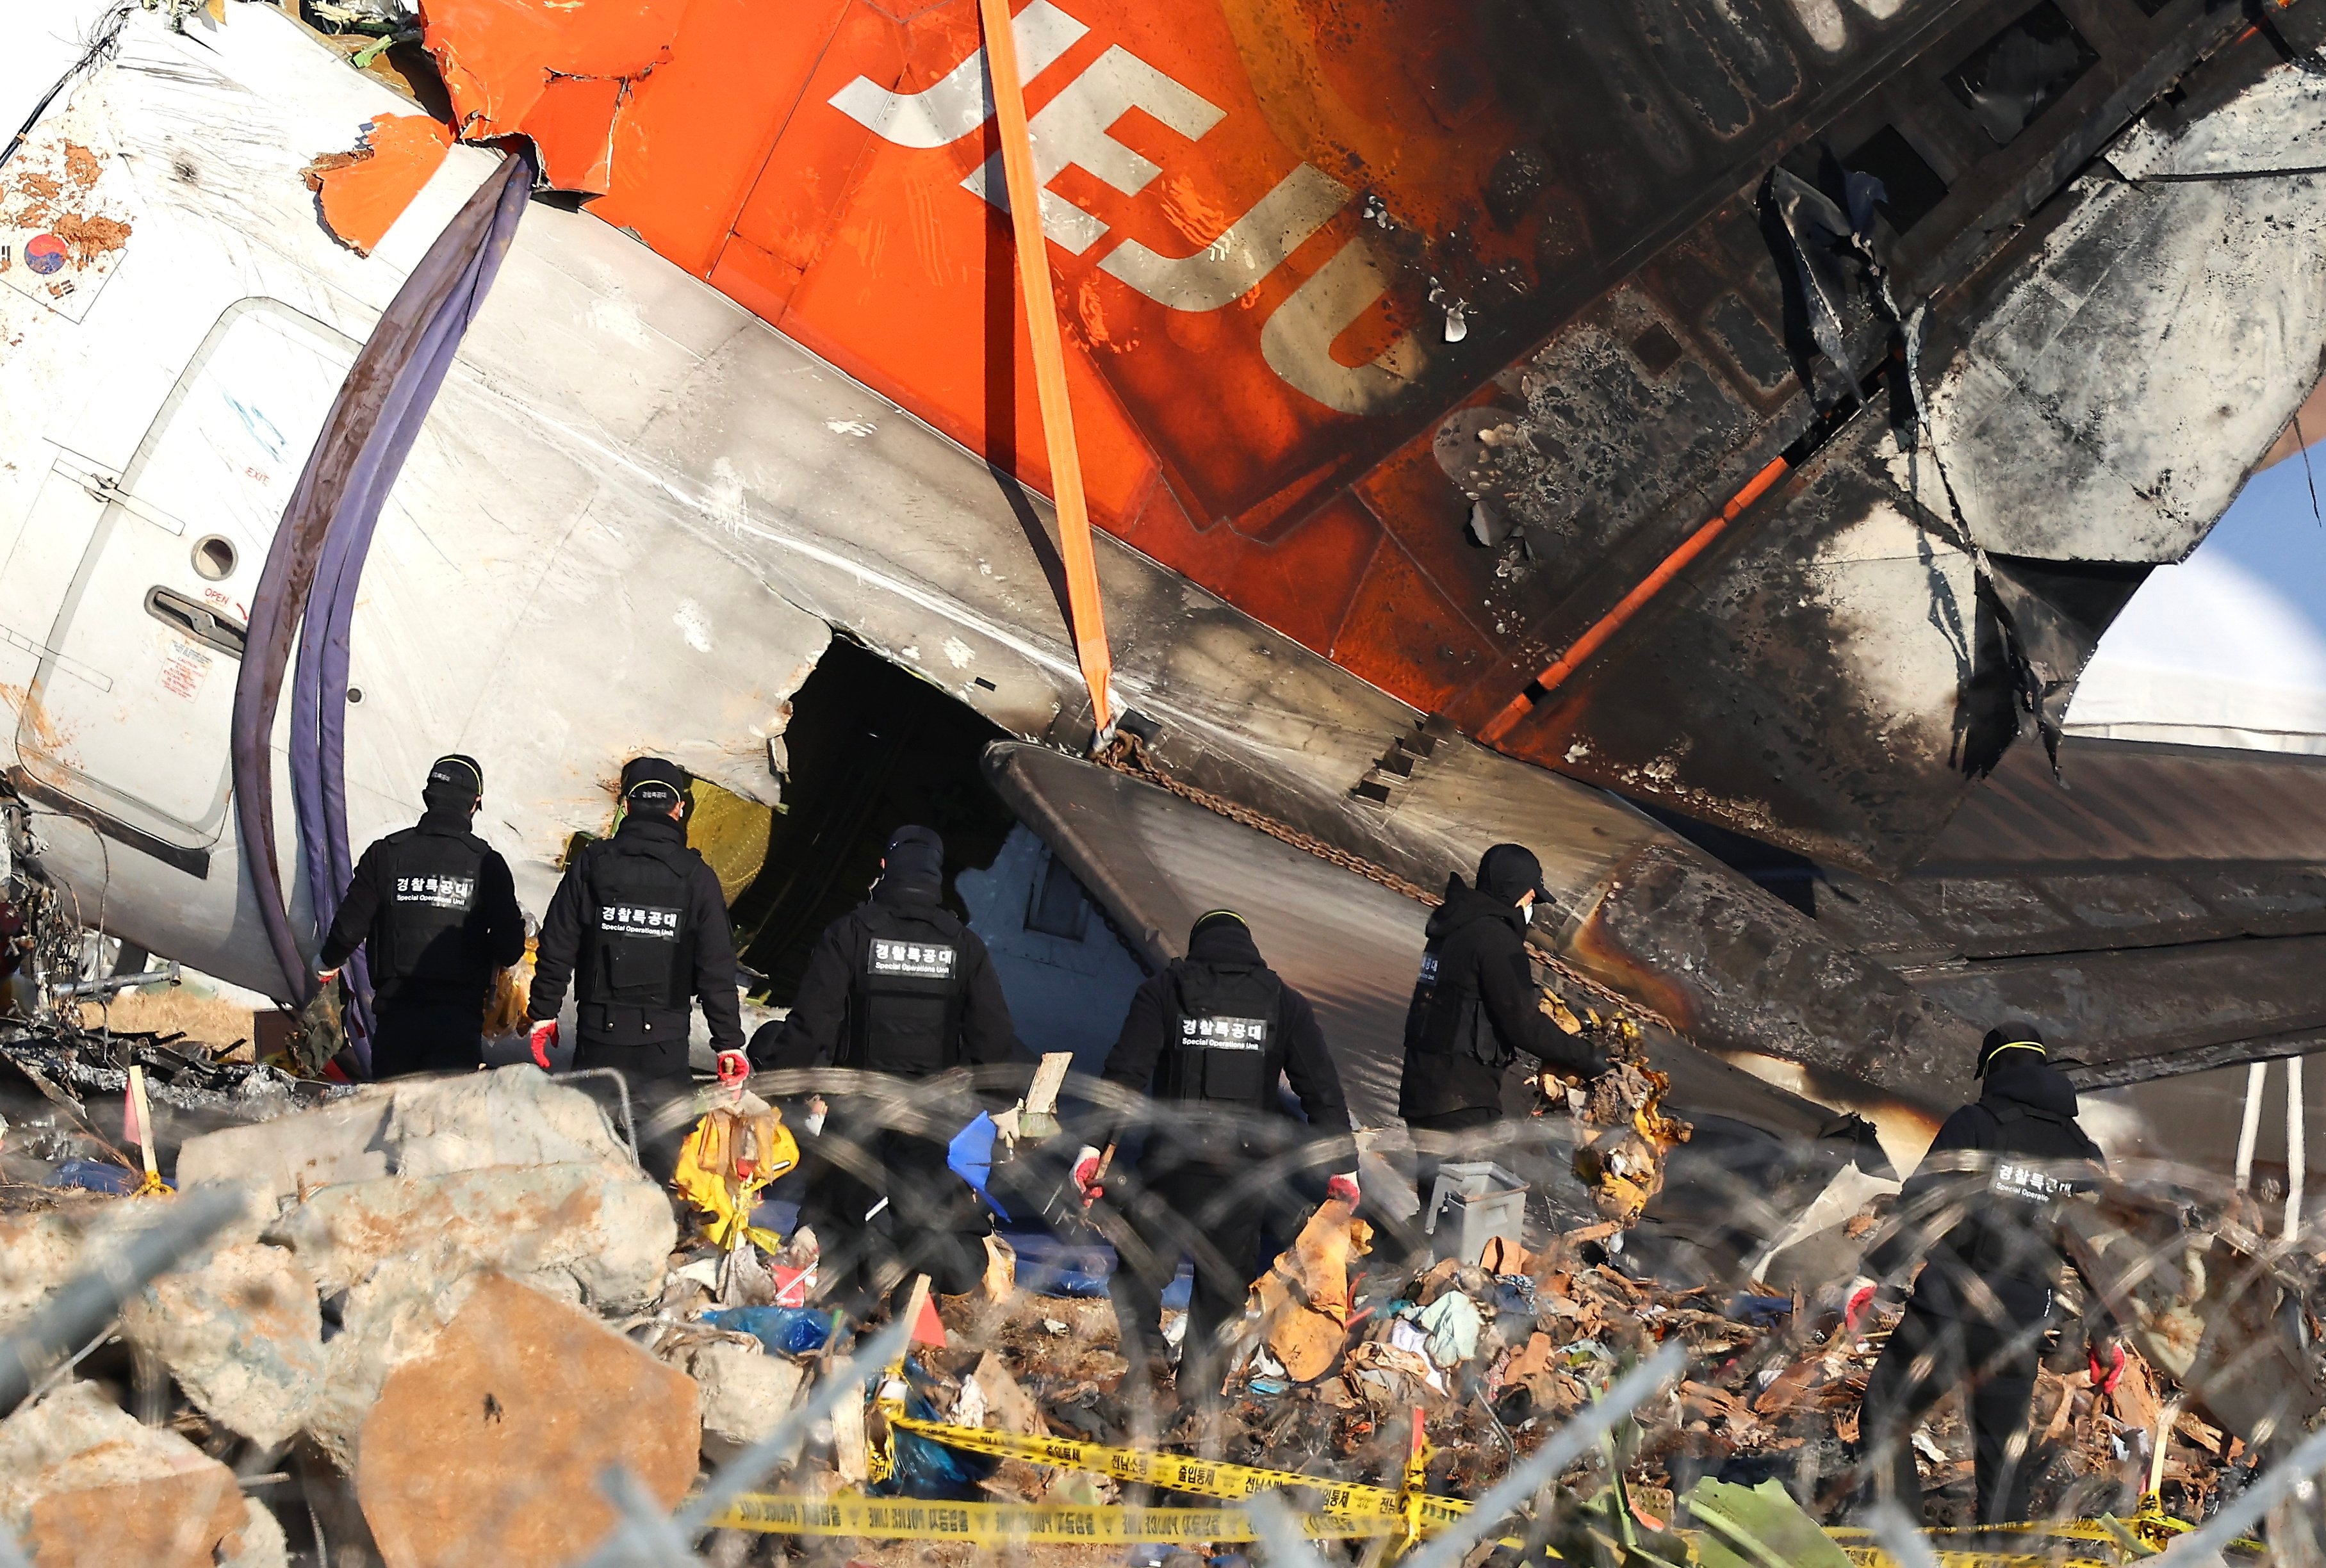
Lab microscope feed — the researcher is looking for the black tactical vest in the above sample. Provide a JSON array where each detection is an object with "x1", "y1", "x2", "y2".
[
  {"x1": 1958, "y1": 1102, "x2": 2097, "y2": 1286},
  {"x1": 847, "y1": 905, "x2": 968, "y2": 1076},
  {"x1": 373, "y1": 825, "x2": 489, "y2": 990},
  {"x1": 580, "y1": 835, "x2": 697, "y2": 1013},
  {"x1": 1156, "y1": 960, "x2": 1283, "y2": 1108},
  {"x1": 1406, "y1": 944, "x2": 1509, "y2": 1070}
]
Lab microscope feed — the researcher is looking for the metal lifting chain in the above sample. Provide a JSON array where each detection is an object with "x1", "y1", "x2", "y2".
[{"x1": 1092, "y1": 731, "x2": 1677, "y2": 1036}]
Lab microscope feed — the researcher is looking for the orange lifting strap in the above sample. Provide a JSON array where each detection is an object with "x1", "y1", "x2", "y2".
[{"x1": 978, "y1": 0, "x2": 1115, "y2": 739}]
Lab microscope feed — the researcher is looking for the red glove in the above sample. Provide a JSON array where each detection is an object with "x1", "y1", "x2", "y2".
[
  {"x1": 1327, "y1": 1172, "x2": 1362, "y2": 1212},
  {"x1": 1845, "y1": 1283, "x2": 1878, "y2": 1332},
  {"x1": 1071, "y1": 1146, "x2": 1106, "y2": 1207},
  {"x1": 528, "y1": 1018, "x2": 557, "y2": 1070},
  {"x1": 2090, "y1": 1341, "x2": 2126, "y2": 1394},
  {"x1": 315, "y1": 966, "x2": 341, "y2": 986},
  {"x1": 716, "y1": 1050, "x2": 751, "y2": 1090}
]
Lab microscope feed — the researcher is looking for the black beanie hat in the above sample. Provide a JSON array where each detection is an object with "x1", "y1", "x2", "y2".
[
  {"x1": 885, "y1": 824, "x2": 944, "y2": 881},
  {"x1": 1476, "y1": 842, "x2": 1551, "y2": 906},
  {"x1": 1190, "y1": 908, "x2": 1247, "y2": 942},
  {"x1": 1978, "y1": 1024, "x2": 2047, "y2": 1077},
  {"x1": 422, "y1": 753, "x2": 482, "y2": 812},
  {"x1": 620, "y1": 756, "x2": 690, "y2": 813}
]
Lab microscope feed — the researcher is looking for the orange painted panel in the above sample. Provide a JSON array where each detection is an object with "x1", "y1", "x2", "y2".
[
  {"x1": 1116, "y1": 488, "x2": 1382, "y2": 657},
  {"x1": 588, "y1": 0, "x2": 856, "y2": 277},
  {"x1": 1329, "y1": 533, "x2": 1497, "y2": 714},
  {"x1": 707, "y1": 234, "x2": 805, "y2": 324},
  {"x1": 307, "y1": 114, "x2": 452, "y2": 258},
  {"x1": 423, "y1": 0, "x2": 682, "y2": 193}
]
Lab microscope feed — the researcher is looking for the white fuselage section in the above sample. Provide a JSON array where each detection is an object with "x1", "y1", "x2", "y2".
[{"x1": 0, "y1": 3, "x2": 1673, "y2": 1013}]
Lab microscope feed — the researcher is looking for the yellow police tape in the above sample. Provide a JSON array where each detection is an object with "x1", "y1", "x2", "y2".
[
  {"x1": 710, "y1": 1495, "x2": 1399, "y2": 1542},
  {"x1": 721, "y1": 1412, "x2": 2247, "y2": 1565},
  {"x1": 882, "y1": 1411, "x2": 1472, "y2": 1527},
  {"x1": 708, "y1": 1496, "x2": 2193, "y2": 1567}
]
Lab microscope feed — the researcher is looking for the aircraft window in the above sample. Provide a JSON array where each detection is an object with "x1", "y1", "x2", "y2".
[
  {"x1": 1945, "y1": 3, "x2": 2099, "y2": 146},
  {"x1": 192, "y1": 535, "x2": 237, "y2": 581},
  {"x1": 145, "y1": 586, "x2": 248, "y2": 658},
  {"x1": 1842, "y1": 126, "x2": 1950, "y2": 233}
]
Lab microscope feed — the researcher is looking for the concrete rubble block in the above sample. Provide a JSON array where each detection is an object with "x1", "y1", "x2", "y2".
[
  {"x1": 174, "y1": 1089, "x2": 396, "y2": 1200},
  {"x1": 0, "y1": 1213, "x2": 91, "y2": 1328},
  {"x1": 265, "y1": 1161, "x2": 676, "y2": 1311},
  {"x1": 222, "y1": 1498, "x2": 290, "y2": 1568},
  {"x1": 304, "y1": 1261, "x2": 482, "y2": 1471},
  {"x1": 0, "y1": 1186, "x2": 273, "y2": 1333},
  {"x1": 0, "y1": 1382, "x2": 250, "y2": 1567},
  {"x1": 356, "y1": 1273, "x2": 700, "y2": 1568},
  {"x1": 119, "y1": 1241, "x2": 325, "y2": 1448},
  {"x1": 174, "y1": 1065, "x2": 634, "y2": 1202},
  {"x1": 685, "y1": 1339, "x2": 805, "y2": 1456},
  {"x1": 379, "y1": 1065, "x2": 632, "y2": 1175}
]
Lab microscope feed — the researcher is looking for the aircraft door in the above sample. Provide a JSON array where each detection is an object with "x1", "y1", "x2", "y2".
[{"x1": 13, "y1": 298, "x2": 357, "y2": 859}]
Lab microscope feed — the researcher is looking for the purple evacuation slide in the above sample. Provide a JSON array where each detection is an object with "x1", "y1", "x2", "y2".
[{"x1": 234, "y1": 147, "x2": 534, "y2": 1063}]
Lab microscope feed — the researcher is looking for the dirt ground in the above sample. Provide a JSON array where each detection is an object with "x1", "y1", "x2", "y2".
[{"x1": 70, "y1": 988, "x2": 256, "y2": 1056}]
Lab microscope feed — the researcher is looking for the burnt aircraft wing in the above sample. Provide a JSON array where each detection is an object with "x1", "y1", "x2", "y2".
[{"x1": 1822, "y1": 738, "x2": 2326, "y2": 1088}]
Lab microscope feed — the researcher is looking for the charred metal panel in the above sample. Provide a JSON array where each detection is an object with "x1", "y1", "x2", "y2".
[
  {"x1": 1490, "y1": 409, "x2": 2029, "y2": 875},
  {"x1": 1928, "y1": 96, "x2": 2326, "y2": 562},
  {"x1": 1432, "y1": 282, "x2": 1774, "y2": 578},
  {"x1": 1817, "y1": 862, "x2": 2326, "y2": 963},
  {"x1": 1480, "y1": 40, "x2": 2326, "y2": 871},
  {"x1": 1566, "y1": 839, "x2": 1972, "y2": 1108},
  {"x1": 1925, "y1": 735, "x2": 2326, "y2": 867},
  {"x1": 1902, "y1": 933, "x2": 2326, "y2": 1085}
]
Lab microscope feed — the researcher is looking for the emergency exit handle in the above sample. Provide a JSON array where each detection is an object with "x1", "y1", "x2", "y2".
[{"x1": 145, "y1": 585, "x2": 247, "y2": 658}]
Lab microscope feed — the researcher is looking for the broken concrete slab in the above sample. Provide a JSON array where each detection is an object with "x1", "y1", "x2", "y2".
[
  {"x1": 174, "y1": 1090, "x2": 394, "y2": 1201},
  {"x1": 0, "y1": 1187, "x2": 272, "y2": 1333},
  {"x1": 0, "y1": 1382, "x2": 249, "y2": 1567},
  {"x1": 685, "y1": 1339, "x2": 804, "y2": 1458},
  {"x1": 119, "y1": 1241, "x2": 325, "y2": 1448},
  {"x1": 379, "y1": 1066, "x2": 631, "y2": 1177},
  {"x1": 265, "y1": 1161, "x2": 675, "y2": 1311},
  {"x1": 291, "y1": 1163, "x2": 675, "y2": 1471},
  {"x1": 174, "y1": 1065, "x2": 632, "y2": 1202},
  {"x1": 220, "y1": 1497, "x2": 290, "y2": 1568},
  {"x1": 356, "y1": 1274, "x2": 699, "y2": 1568}
]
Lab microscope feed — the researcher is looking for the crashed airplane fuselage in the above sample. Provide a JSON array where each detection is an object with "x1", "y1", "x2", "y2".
[{"x1": 1, "y1": 0, "x2": 2323, "y2": 1118}]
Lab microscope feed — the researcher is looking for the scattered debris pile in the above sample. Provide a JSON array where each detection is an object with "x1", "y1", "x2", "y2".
[{"x1": 0, "y1": 1061, "x2": 2306, "y2": 1565}]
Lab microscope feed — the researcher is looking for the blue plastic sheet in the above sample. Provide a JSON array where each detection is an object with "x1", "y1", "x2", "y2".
[
  {"x1": 945, "y1": 1112, "x2": 1010, "y2": 1220},
  {"x1": 703, "y1": 1306, "x2": 833, "y2": 1359},
  {"x1": 887, "y1": 1386, "x2": 996, "y2": 1500},
  {"x1": 47, "y1": 1159, "x2": 157, "y2": 1195}
]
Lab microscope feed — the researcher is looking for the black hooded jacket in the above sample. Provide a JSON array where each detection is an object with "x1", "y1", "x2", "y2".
[
  {"x1": 1865, "y1": 1055, "x2": 2105, "y2": 1327},
  {"x1": 755, "y1": 869, "x2": 1025, "y2": 1084},
  {"x1": 528, "y1": 810, "x2": 745, "y2": 1051},
  {"x1": 1099, "y1": 916, "x2": 1349, "y2": 1164},
  {"x1": 1398, "y1": 875, "x2": 1606, "y2": 1120},
  {"x1": 320, "y1": 808, "x2": 525, "y2": 1011}
]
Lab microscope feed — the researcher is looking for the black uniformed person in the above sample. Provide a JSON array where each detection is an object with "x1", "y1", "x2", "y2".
[
  {"x1": 753, "y1": 825, "x2": 1026, "y2": 1311},
  {"x1": 1852, "y1": 1025, "x2": 2118, "y2": 1524},
  {"x1": 527, "y1": 757, "x2": 747, "y2": 1093},
  {"x1": 1076, "y1": 910, "x2": 1353, "y2": 1394},
  {"x1": 1398, "y1": 843, "x2": 1607, "y2": 1209},
  {"x1": 317, "y1": 755, "x2": 525, "y2": 1079}
]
